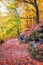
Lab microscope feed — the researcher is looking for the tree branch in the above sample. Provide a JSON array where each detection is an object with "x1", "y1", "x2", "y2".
[{"x1": 23, "y1": 1, "x2": 35, "y2": 6}]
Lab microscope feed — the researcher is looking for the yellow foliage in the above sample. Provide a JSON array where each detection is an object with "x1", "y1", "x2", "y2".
[
  {"x1": 7, "y1": 1, "x2": 18, "y2": 9},
  {"x1": 0, "y1": 0, "x2": 43, "y2": 40}
]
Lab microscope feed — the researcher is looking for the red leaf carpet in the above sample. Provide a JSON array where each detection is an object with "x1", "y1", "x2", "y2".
[{"x1": 0, "y1": 39, "x2": 43, "y2": 65}]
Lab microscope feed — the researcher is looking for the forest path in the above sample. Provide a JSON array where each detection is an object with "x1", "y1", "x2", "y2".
[{"x1": 0, "y1": 38, "x2": 43, "y2": 65}]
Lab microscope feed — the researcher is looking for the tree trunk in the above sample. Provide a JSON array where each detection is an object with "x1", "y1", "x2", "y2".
[
  {"x1": 26, "y1": 19, "x2": 29, "y2": 28},
  {"x1": 17, "y1": 26, "x2": 20, "y2": 36},
  {"x1": 34, "y1": 0, "x2": 39, "y2": 24},
  {"x1": 36, "y1": 6, "x2": 39, "y2": 24}
]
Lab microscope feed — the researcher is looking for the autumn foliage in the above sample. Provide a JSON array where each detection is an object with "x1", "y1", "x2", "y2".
[
  {"x1": 0, "y1": 0, "x2": 43, "y2": 65},
  {"x1": 0, "y1": 39, "x2": 43, "y2": 65}
]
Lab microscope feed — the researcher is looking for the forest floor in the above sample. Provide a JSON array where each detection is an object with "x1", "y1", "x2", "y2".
[{"x1": 0, "y1": 38, "x2": 43, "y2": 65}]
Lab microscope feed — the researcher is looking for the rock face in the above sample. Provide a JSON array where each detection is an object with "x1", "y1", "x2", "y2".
[
  {"x1": 38, "y1": 25, "x2": 43, "y2": 43},
  {"x1": 18, "y1": 23, "x2": 40, "y2": 43},
  {"x1": 28, "y1": 42, "x2": 43, "y2": 62},
  {"x1": 18, "y1": 23, "x2": 43, "y2": 62},
  {"x1": 0, "y1": 39, "x2": 43, "y2": 65}
]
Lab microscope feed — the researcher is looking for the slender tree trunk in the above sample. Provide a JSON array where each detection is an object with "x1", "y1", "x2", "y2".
[
  {"x1": 34, "y1": 0, "x2": 39, "y2": 24},
  {"x1": 26, "y1": 19, "x2": 28, "y2": 28},
  {"x1": 17, "y1": 25, "x2": 20, "y2": 36},
  {"x1": 36, "y1": 6, "x2": 39, "y2": 24}
]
